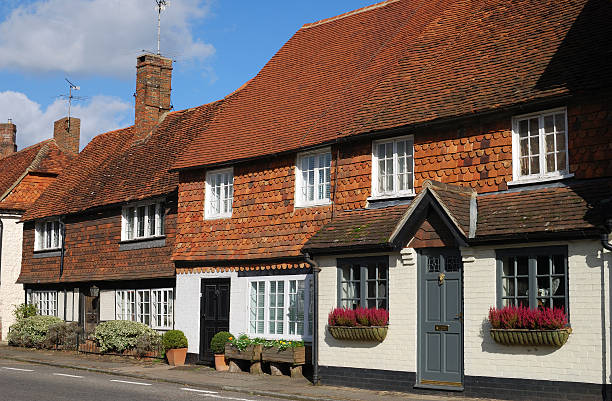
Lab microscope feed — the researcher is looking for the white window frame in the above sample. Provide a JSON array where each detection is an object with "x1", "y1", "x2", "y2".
[
  {"x1": 205, "y1": 167, "x2": 234, "y2": 219},
  {"x1": 121, "y1": 199, "x2": 165, "y2": 241},
  {"x1": 371, "y1": 135, "x2": 415, "y2": 199},
  {"x1": 295, "y1": 148, "x2": 332, "y2": 208},
  {"x1": 115, "y1": 288, "x2": 174, "y2": 330},
  {"x1": 511, "y1": 107, "x2": 571, "y2": 185},
  {"x1": 34, "y1": 219, "x2": 62, "y2": 251},
  {"x1": 28, "y1": 290, "x2": 58, "y2": 316},
  {"x1": 246, "y1": 275, "x2": 312, "y2": 341}
]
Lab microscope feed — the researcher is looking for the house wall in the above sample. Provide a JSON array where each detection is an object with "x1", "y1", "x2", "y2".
[
  {"x1": 19, "y1": 198, "x2": 177, "y2": 284},
  {"x1": 0, "y1": 214, "x2": 25, "y2": 340},
  {"x1": 317, "y1": 251, "x2": 417, "y2": 372},
  {"x1": 316, "y1": 240, "x2": 611, "y2": 386},
  {"x1": 175, "y1": 93, "x2": 612, "y2": 261}
]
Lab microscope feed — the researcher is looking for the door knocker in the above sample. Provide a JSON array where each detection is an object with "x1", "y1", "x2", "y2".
[{"x1": 438, "y1": 273, "x2": 445, "y2": 285}]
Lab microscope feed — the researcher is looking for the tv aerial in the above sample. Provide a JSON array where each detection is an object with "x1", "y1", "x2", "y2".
[
  {"x1": 57, "y1": 78, "x2": 88, "y2": 132},
  {"x1": 155, "y1": 0, "x2": 170, "y2": 55}
]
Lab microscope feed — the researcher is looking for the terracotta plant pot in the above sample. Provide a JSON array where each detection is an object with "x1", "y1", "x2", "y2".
[
  {"x1": 214, "y1": 353, "x2": 229, "y2": 371},
  {"x1": 328, "y1": 326, "x2": 388, "y2": 342},
  {"x1": 166, "y1": 347, "x2": 188, "y2": 366},
  {"x1": 490, "y1": 328, "x2": 572, "y2": 347}
]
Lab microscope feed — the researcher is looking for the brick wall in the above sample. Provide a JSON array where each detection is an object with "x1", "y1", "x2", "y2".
[
  {"x1": 19, "y1": 199, "x2": 177, "y2": 284},
  {"x1": 0, "y1": 122, "x2": 17, "y2": 159},
  {"x1": 53, "y1": 117, "x2": 80, "y2": 155},
  {"x1": 134, "y1": 54, "x2": 172, "y2": 140}
]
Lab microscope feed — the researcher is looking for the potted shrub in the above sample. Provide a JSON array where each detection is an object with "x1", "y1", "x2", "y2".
[
  {"x1": 162, "y1": 330, "x2": 189, "y2": 366},
  {"x1": 488, "y1": 306, "x2": 572, "y2": 347},
  {"x1": 327, "y1": 307, "x2": 389, "y2": 342},
  {"x1": 210, "y1": 331, "x2": 233, "y2": 371}
]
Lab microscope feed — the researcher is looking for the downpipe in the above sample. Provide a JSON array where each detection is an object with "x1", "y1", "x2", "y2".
[
  {"x1": 601, "y1": 218, "x2": 612, "y2": 401},
  {"x1": 304, "y1": 252, "x2": 320, "y2": 385}
]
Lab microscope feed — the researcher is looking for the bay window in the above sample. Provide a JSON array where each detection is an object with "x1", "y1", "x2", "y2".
[{"x1": 248, "y1": 275, "x2": 312, "y2": 340}]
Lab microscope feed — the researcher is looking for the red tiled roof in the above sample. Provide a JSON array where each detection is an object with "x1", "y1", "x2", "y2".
[
  {"x1": 22, "y1": 100, "x2": 224, "y2": 221},
  {"x1": 0, "y1": 140, "x2": 74, "y2": 212},
  {"x1": 174, "y1": 0, "x2": 609, "y2": 170}
]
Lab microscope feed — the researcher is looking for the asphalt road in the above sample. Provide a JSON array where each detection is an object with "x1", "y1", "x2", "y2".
[{"x1": 0, "y1": 359, "x2": 285, "y2": 401}]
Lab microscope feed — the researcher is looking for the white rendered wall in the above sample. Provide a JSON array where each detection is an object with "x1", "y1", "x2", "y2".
[
  {"x1": 463, "y1": 240, "x2": 611, "y2": 384},
  {"x1": 99, "y1": 289, "x2": 115, "y2": 321},
  {"x1": 176, "y1": 271, "x2": 248, "y2": 354},
  {"x1": 0, "y1": 214, "x2": 25, "y2": 340},
  {"x1": 316, "y1": 251, "x2": 418, "y2": 372}
]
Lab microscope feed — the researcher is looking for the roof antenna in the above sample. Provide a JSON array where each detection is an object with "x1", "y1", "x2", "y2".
[
  {"x1": 58, "y1": 79, "x2": 87, "y2": 133},
  {"x1": 155, "y1": 0, "x2": 170, "y2": 55}
]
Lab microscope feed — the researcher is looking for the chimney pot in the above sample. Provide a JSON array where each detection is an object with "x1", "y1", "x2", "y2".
[
  {"x1": 53, "y1": 117, "x2": 80, "y2": 155},
  {"x1": 0, "y1": 121, "x2": 17, "y2": 159}
]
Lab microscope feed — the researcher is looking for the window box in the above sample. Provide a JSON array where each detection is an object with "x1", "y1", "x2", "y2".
[
  {"x1": 490, "y1": 328, "x2": 572, "y2": 347},
  {"x1": 328, "y1": 325, "x2": 388, "y2": 342},
  {"x1": 224, "y1": 343, "x2": 262, "y2": 362},
  {"x1": 261, "y1": 345, "x2": 306, "y2": 365}
]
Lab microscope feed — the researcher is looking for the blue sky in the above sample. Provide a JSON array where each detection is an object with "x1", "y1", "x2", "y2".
[{"x1": 0, "y1": 0, "x2": 376, "y2": 150}]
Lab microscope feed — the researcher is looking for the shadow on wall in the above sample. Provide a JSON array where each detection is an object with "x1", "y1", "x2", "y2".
[{"x1": 479, "y1": 318, "x2": 558, "y2": 357}]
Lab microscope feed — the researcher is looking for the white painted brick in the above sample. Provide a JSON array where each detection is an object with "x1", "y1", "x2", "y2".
[{"x1": 0, "y1": 215, "x2": 25, "y2": 340}]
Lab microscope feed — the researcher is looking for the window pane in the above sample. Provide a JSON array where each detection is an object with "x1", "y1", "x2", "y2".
[
  {"x1": 555, "y1": 113, "x2": 565, "y2": 132},
  {"x1": 502, "y1": 278, "x2": 515, "y2": 297},
  {"x1": 518, "y1": 120, "x2": 528, "y2": 138},
  {"x1": 544, "y1": 115, "x2": 554, "y2": 133},
  {"x1": 127, "y1": 208, "x2": 135, "y2": 239},
  {"x1": 137, "y1": 206, "x2": 145, "y2": 237},
  {"x1": 148, "y1": 205, "x2": 156, "y2": 236}
]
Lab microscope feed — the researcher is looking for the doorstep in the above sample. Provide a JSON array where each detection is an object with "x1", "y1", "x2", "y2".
[{"x1": 0, "y1": 344, "x2": 492, "y2": 401}]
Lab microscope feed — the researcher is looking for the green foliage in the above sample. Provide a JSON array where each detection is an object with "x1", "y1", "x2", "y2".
[
  {"x1": 135, "y1": 332, "x2": 162, "y2": 357},
  {"x1": 13, "y1": 303, "x2": 37, "y2": 320},
  {"x1": 44, "y1": 321, "x2": 81, "y2": 350},
  {"x1": 8, "y1": 315, "x2": 62, "y2": 348},
  {"x1": 228, "y1": 334, "x2": 302, "y2": 352},
  {"x1": 161, "y1": 330, "x2": 188, "y2": 351},
  {"x1": 210, "y1": 331, "x2": 234, "y2": 354},
  {"x1": 94, "y1": 320, "x2": 158, "y2": 353},
  {"x1": 262, "y1": 339, "x2": 304, "y2": 352}
]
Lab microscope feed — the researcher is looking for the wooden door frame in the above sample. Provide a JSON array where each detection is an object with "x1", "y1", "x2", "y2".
[{"x1": 416, "y1": 249, "x2": 465, "y2": 391}]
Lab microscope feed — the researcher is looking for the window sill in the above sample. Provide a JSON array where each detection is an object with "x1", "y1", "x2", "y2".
[
  {"x1": 367, "y1": 193, "x2": 416, "y2": 202},
  {"x1": 294, "y1": 200, "x2": 332, "y2": 209},
  {"x1": 204, "y1": 213, "x2": 232, "y2": 220},
  {"x1": 33, "y1": 249, "x2": 61, "y2": 258},
  {"x1": 119, "y1": 236, "x2": 166, "y2": 251},
  {"x1": 508, "y1": 173, "x2": 574, "y2": 187}
]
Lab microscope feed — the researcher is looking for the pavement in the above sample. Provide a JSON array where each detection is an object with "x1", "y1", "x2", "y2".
[{"x1": 0, "y1": 344, "x2": 491, "y2": 401}]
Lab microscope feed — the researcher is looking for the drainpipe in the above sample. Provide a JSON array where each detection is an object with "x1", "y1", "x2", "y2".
[
  {"x1": 304, "y1": 252, "x2": 320, "y2": 385},
  {"x1": 602, "y1": 218, "x2": 612, "y2": 400}
]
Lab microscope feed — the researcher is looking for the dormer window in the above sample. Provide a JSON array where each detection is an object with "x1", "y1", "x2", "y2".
[
  {"x1": 371, "y1": 135, "x2": 414, "y2": 198},
  {"x1": 205, "y1": 167, "x2": 233, "y2": 219},
  {"x1": 295, "y1": 148, "x2": 332, "y2": 207},
  {"x1": 121, "y1": 200, "x2": 165, "y2": 241},
  {"x1": 34, "y1": 219, "x2": 62, "y2": 251},
  {"x1": 512, "y1": 108, "x2": 570, "y2": 183}
]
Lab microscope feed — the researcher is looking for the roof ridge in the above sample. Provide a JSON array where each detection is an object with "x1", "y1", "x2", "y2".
[{"x1": 302, "y1": 0, "x2": 400, "y2": 29}]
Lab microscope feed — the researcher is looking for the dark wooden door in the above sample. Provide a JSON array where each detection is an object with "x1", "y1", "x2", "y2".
[
  {"x1": 199, "y1": 278, "x2": 230, "y2": 363},
  {"x1": 84, "y1": 295, "x2": 100, "y2": 335},
  {"x1": 418, "y1": 250, "x2": 463, "y2": 389}
]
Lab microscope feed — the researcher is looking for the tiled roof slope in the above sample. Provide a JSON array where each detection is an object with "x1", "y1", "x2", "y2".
[
  {"x1": 22, "y1": 101, "x2": 223, "y2": 221},
  {"x1": 0, "y1": 140, "x2": 74, "y2": 212},
  {"x1": 475, "y1": 178, "x2": 612, "y2": 240},
  {"x1": 174, "y1": 0, "x2": 610, "y2": 170},
  {"x1": 305, "y1": 179, "x2": 611, "y2": 251}
]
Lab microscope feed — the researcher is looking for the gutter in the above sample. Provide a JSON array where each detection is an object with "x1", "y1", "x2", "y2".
[
  {"x1": 59, "y1": 216, "x2": 66, "y2": 278},
  {"x1": 303, "y1": 252, "x2": 320, "y2": 385}
]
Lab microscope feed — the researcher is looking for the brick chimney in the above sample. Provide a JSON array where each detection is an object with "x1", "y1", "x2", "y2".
[
  {"x1": 0, "y1": 119, "x2": 17, "y2": 158},
  {"x1": 53, "y1": 117, "x2": 80, "y2": 155},
  {"x1": 135, "y1": 54, "x2": 172, "y2": 139}
]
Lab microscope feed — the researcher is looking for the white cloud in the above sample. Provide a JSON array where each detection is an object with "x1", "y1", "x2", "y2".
[
  {"x1": 0, "y1": 90, "x2": 131, "y2": 150},
  {"x1": 0, "y1": 0, "x2": 214, "y2": 78}
]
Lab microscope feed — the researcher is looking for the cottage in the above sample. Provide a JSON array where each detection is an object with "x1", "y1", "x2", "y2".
[
  {"x1": 0, "y1": 118, "x2": 77, "y2": 340},
  {"x1": 17, "y1": 54, "x2": 222, "y2": 335},
  {"x1": 173, "y1": 0, "x2": 612, "y2": 399}
]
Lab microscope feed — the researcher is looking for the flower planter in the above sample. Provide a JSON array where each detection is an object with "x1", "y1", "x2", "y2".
[
  {"x1": 262, "y1": 346, "x2": 306, "y2": 365},
  {"x1": 224, "y1": 343, "x2": 262, "y2": 361},
  {"x1": 490, "y1": 328, "x2": 572, "y2": 347},
  {"x1": 328, "y1": 326, "x2": 388, "y2": 342},
  {"x1": 166, "y1": 348, "x2": 188, "y2": 366}
]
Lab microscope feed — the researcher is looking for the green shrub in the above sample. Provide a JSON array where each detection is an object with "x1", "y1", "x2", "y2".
[
  {"x1": 210, "y1": 331, "x2": 234, "y2": 354},
  {"x1": 13, "y1": 303, "x2": 37, "y2": 320},
  {"x1": 135, "y1": 332, "x2": 162, "y2": 357},
  {"x1": 44, "y1": 321, "x2": 81, "y2": 350},
  {"x1": 8, "y1": 315, "x2": 62, "y2": 348},
  {"x1": 94, "y1": 320, "x2": 158, "y2": 353},
  {"x1": 162, "y1": 330, "x2": 188, "y2": 351}
]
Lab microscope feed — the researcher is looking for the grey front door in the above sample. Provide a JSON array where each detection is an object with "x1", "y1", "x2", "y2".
[{"x1": 418, "y1": 250, "x2": 463, "y2": 389}]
